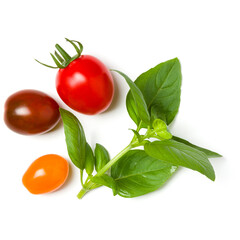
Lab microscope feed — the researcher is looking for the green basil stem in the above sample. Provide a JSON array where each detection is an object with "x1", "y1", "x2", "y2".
[
  {"x1": 77, "y1": 181, "x2": 100, "y2": 199},
  {"x1": 77, "y1": 143, "x2": 134, "y2": 199},
  {"x1": 136, "y1": 121, "x2": 143, "y2": 132},
  {"x1": 77, "y1": 123, "x2": 154, "y2": 199},
  {"x1": 131, "y1": 121, "x2": 143, "y2": 143},
  {"x1": 80, "y1": 169, "x2": 84, "y2": 187},
  {"x1": 95, "y1": 144, "x2": 132, "y2": 177}
]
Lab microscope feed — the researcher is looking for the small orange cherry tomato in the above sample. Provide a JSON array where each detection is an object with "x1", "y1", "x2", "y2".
[{"x1": 22, "y1": 154, "x2": 69, "y2": 194}]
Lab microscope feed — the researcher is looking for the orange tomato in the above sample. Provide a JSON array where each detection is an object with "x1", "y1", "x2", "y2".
[{"x1": 22, "y1": 154, "x2": 69, "y2": 194}]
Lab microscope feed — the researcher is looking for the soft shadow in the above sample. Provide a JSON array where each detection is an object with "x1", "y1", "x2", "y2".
[
  {"x1": 61, "y1": 162, "x2": 73, "y2": 189},
  {"x1": 102, "y1": 74, "x2": 121, "y2": 114},
  {"x1": 168, "y1": 114, "x2": 179, "y2": 132},
  {"x1": 48, "y1": 119, "x2": 63, "y2": 133}
]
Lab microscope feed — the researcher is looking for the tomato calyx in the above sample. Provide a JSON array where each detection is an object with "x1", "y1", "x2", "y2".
[{"x1": 35, "y1": 38, "x2": 83, "y2": 69}]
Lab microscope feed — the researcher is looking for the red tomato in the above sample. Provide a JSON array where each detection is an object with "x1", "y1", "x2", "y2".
[
  {"x1": 4, "y1": 90, "x2": 60, "y2": 135},
  {"x1": 22, "y1": 154, "x2": 69, "y2": 194},
  {"x1": 56, "y1": 55, "x2": 114, "y2": 115}
]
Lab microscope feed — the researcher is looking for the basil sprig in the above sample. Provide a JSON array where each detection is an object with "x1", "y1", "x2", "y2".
[{"x1": 60, "y1": 58, "x2": 222, "y2": 199}]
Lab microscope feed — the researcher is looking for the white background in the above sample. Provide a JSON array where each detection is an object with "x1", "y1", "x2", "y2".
[{"x1": 0, "y1": 0, "x2": 239, "y2": 239}]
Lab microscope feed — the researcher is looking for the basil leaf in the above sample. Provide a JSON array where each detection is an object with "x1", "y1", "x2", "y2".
[
  {"x1": 144, "y1": 140, "x2": 215, "y2": 181},
  {"x1": 91, "y1": 174, "x2": 118, "y2": 196},
  {"x1": 130, "y1": 129, "x2": 143, "y2": 142},
  {"x1": 152, "y1": 119, "x2": 172, "y2": 140},
  {"x1": 112, "y1": 70, "x2": 150, "y2": 125},
  {"x1": 126, "y1": 91, "x2": 140, "y2": 125},
  {"x1": 95, "y1": 144, "x2": 110, "y2": 172},
  {"x1": 172, "y1": 136, "x2": 222, "y2": 158},
  {"x1": 84, "y1": 143, "x2": 95, "y2": 175},
  {"x1": 126, "y1": 58, "x2": 182, "y2": 126},
  {"x1": 111, "y1": 150, "x2": 177, "y2": 198},
  {"x1": 152, "y1": 119, "x2": 167, "y2": 131},
  {"x1": 59, "y1": 108, "x2": 86, "y2": 170}
]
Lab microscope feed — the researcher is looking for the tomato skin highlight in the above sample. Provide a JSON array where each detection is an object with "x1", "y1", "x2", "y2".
[
  {"x1": 4, "y1": 90, "x2": 60, "y2": 135},
  {"x1": 22, "y1": 154, "x2": 69, "y2": 194},
  {"x1": 56, "y1": 55, "x2": 114, "y2": 115}
]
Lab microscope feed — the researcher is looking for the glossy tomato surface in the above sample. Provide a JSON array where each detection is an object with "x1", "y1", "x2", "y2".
[
  {"x1": 4, "y1": 90, "x2": 60, "y2": 135},
  {"x1": 22, "y1": 154, "x2": 69, "y2": 194},
  {"x1": 56, "y1": 55, "x2": 114, "y2": 115}
]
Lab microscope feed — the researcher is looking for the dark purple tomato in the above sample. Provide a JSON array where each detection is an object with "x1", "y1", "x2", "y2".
[{"x1": 4, "y1": 90, "x2": 60, "y2": 135}]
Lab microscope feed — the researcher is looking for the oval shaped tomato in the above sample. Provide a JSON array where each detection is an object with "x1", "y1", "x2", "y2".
[
  {"x1": 4, "y1": 90, "x2": 60, "y2": 135},
  {"x1": 22, "y1": 154, "x2": 69, "y2": 194},
  {"x1": 56, "y1": 55, "x2": 114, "y2": 115}
]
